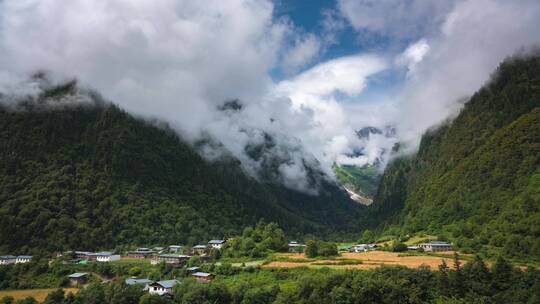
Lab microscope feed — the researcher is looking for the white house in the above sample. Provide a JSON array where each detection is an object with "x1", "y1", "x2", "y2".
[
  {"x1": 15, "y1": 256, "x2": 32, "y2": 264},
  {"x1": 148, "y1": 280, "x2": 178, "y2": 296},
  {"x1": 0, "y1": 255, "x2": 16, "y2": 265},
  {"x1": 350, "y1": 244, "x2": 377, "y2": 253},
  {"x1": 288, "y1": 242, "x2": 306, "y2": 253},
  {"x1": 208, "y1": 240, "x2": 226, "y2": 250},
  {"x1": 94, "y1": 252, "x2": 121, "y2": 262}
]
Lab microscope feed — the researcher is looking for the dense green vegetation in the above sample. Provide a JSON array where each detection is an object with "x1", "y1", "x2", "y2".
[
  {"x1": 335, "y1": 165, "x2": 381, "y2": 198},
  {"x1": 2, "y1": 254, "x2": 540, "y2": 304},
  {"x1": 304, "y1": 240, "x2": 338, "y2": 258},
  {"x1": 0, "y1": 82, "x2": 364, "y2": 254},
  {"x1": 222, "y1": 221, "x2": 288, "y2": 259},
  {"x1": 372, "y1": 54, "x2": 540, "y2": 261}
]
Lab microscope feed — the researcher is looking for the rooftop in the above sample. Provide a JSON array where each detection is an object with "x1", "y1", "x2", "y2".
[
  {"x1": 154, "y1": 280, "x2": 179, "y2": 288},
  {"x1": 192, "y1": 272, "x2": 212, "y2": 277},
  {"x1": 0, "y1": 255, "x2": 16, "y2": 259},
  {"x1": 68, "y1": 272, "x2": 88, "y2": 278},
  {"x1": 193, "y1": 245, "x2": 207, "y2": 249},
  {"x1": 208, "y1": 240, "x2": 225, "y2": 244},
  {"x1": 125, "y1": 278, "x2": 153, "y2": 285},
  {"x1": 17, "y1": 256, "x2": 33, "y2": 259}
]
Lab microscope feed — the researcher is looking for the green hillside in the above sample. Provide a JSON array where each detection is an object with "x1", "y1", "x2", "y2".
[
  {"x1": 0, "y1": 83, "x2": 363, "y2": 254},
  {"x1": 372, "y1": 54, "x2": 540, "y2": 260},
  {"x1": 335, "y1": 165, "x2": 381, "y2": 198}
]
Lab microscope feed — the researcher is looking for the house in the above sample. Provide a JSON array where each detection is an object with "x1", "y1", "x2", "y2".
[
  {"x1": 288, "y1": 241, "x2": 306, "y2": 253},
  {"x1": 407, "y1": 245, "x2": 419, "y2": 251},
  {"x1": 151, "y1": 254, "x2": 190, "y2": 265},
  {"x1": 93, "y1": 252, "x2": 121, "y2": 262},
  {"x1": 191, "y1": 272, "x2": 214, "y2": 283},
  {"x1": 208, "y1": 240, "x2": 226, "y2": 250},
  {"x1": 186, "y1": 266, "x2": 201, "y2": 273},
  {"x1": 169, "y1": 245, "x2": 182, "y2": 253},
  {"x1": 418, "y1": 241, "x2": 452, "y2": 252},
  {"x1": 0, "y1": 255, "x2": 16, "y2": 265},
  {"x1": 191, "y1": 245, "x2": 208, "y2": 255},
  {"x1": 74, "y1": 251, "x2": 93, "y2": 260},
  {"x1": 349, "y1": 244, "x2": 377, "y2": 253},
  {"x1": 68, "y1": 272, "x2": 88, "y2": 286},
  {"x1": 128, "y1": 248, "x2": 156, "y2": 259},
  {"x1": 125, "y1": 278, "x2": 153, "y2": 291},
  {"x1": 15, "y1": 256, "x2": 32, "y2": 264},
  {"x1": 148, "y1": 280, "x2": 179, "y2": 296}
]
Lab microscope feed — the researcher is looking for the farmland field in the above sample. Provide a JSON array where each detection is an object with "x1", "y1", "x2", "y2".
[
  {"x1": 264, "y1": 251, "x2": 456, "y2": 270},
  {"x1": 0, "y1": 288, "x2": 79, "y2": 303}
]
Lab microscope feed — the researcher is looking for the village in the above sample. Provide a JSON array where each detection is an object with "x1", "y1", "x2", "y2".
[{"x1": 0, "y1": 239, "x2": 454, "y2": 299}]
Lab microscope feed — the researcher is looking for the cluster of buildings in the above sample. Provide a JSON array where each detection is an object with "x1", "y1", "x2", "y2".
[
  {"x1": 68, "y1": 267, "x2": 214, "y2": 297},
  {"x1": 0, "y1": 255, "x2": 33, "y2": 265}
]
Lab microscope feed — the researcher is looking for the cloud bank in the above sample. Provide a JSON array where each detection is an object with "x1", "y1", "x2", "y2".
[{"x1": 1, "y1": 0, "x2": 539, "y2": 193}]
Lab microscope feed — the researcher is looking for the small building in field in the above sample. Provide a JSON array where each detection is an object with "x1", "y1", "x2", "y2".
[
  {"x1": 128, "y1": 248, "x2": 156, "y2": 259},
  {"x1": 208, "y1": 240, "x2": 226, "y2": 250},
  {"x1": 191, "y1": 272, "x2": 214, "y2": 283},
  {"x1": 93, "y1": 252, "x2": 120, "y2": 262},
  {"x1": 151, "y1": 254, "x2": 190, "y2": 265},
  {"x1": 15, "y1": 256, "x2": 32, "y2": 264},
  {"x1": 418, "y1": 241, "x2": 452, "y2": 252},
  {"x1": 349, "y1": 244, "x2": 377, "y2": 253},
  {"x1": 169, "y1": 245, "x2": 182, "y2": 253},
  {"x1": 0, "y1": 255, "x2": 16, "y2": 265},
  {"x1": 191, "y1": 245, "x2": 208, "y2": 255},
  {"x1": 68, "y1": 272, "x2": 89, "y2": 286},
  {"x1": 148, "y1": 280, "x2": 179, "y2": 296},
  {"x1": 288, "y1": 241, "x2": 306, "y2": 253}
]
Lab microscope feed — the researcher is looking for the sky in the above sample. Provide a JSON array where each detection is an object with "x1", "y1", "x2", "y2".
[{"x1": 1, "y1": 0, "x2": 540, "y2": 193}]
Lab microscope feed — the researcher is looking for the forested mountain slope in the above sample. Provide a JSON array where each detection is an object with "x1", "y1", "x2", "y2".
[
  {"x1": 372, "y1": 54, "x2": 540, "y2": 260},
  {"x1": 0, "y1": 83, "x2": 362, "y2": 254}
]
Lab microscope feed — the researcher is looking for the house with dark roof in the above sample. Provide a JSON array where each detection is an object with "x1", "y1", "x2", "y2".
[
  {"x1": 128, "y1": 248, "x2": 156, "y2": 259},
  {"x1": 191, "y1": 245, "x2": 208, "y2": 255},
  {"x1": 191, "y1": 272, "x2": 214, "y2": 283},
  {"x1": 151, "y1": 254, "x2": 190, "y2": 265},
  {"x1": 418, "y1": 241, "x2": 452, "y2": 252},
  {"x1": 0, "y1": 255, "x2": 16, "y2": 265},
  {"x1": 68, "y1": 272, "x2": 89, "y2": 286},
  {"x1": 148, "y1": 280, "x2": 179, "y2": 295}
]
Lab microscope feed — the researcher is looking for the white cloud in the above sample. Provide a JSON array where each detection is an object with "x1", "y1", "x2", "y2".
[
  {"x1": 0, "y1": 0, "x2": 391, "y2": 193},
  {"x1": 395, "y1": 39, "x2": 430, "y2": 76},
  {"x1": 395, "y1": 0, "x2": 540, "y2": 152},
  {"x1": 338, "y1": 0, "x2": 457, "y2": 41},
  {"x1": 281, "y1": 33, "x2": 321, "y2": 74}
]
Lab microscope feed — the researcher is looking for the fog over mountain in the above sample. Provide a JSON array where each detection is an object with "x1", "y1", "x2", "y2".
[{"x1": 1, "y1": 0, "x2": 540, "y2": 192}]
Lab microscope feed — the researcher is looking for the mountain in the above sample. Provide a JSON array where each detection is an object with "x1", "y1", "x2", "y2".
[
  {"x1": 334, "y1": 126, "x2": 395, "y2": 203},
  {"x1": 371, "y1": 54, "x2": 540, "y2": 260},
  {"x1": 0, "y1": 81, "x2": 363, "y2": 254}
]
